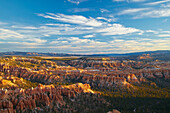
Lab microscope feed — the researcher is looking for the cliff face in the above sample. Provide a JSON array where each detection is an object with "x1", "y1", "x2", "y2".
[
  {"x1": 0, "y1": 56, "x2": 169, "y2": 112},
  {"x1": 0, "y1": 83, "x2": 98, "y2": 113},
  {"x1": 0, "y1": 75, "x2": 30, "y2": 88},
  {"x1": 61, "y1": 83, "x2": 95, "y2": 94},
  {"x1": 0, "y1": 100, "x2": 14, "y2": 113},
  {"x1": 0, "y1": 61, "x2": 169, "y2": 89}
]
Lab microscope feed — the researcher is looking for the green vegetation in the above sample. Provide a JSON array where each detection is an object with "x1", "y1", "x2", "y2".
[
  {"x1": 105, "y1": 97, "x2": 169, "y2": 113},
  {"x1": 46, "y1": 58, "x2": 78, "y2": 61},
  {"x1": 0, "y1": 56, "x2": 57, "y2": 70},
  {"x1": 29, "y1": 56, "x2": 78, "y2": 61},
  {"x1": 0, "y1": 57, "x2": 40, "y2": 69},
  {"x1": 15, "y1": 79, "x2": 39, "y2": 89},
  {"x1": 0, "y1": 77, "x2": 38, "y2": 89},
  {"x1": 94, "y1": 84, "x2": 170, "y2": 113},
  {"x1": 62, "y1": 93, "x2": 111, "y2": 113},
  {"x1": 28, "y1": 56, "x2": 45, "y2": 60}
]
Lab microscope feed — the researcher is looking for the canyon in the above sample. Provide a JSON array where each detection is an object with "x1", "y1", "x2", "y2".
[{"x1": 0, "y1": 52, "x2": 169, "y2": 113}]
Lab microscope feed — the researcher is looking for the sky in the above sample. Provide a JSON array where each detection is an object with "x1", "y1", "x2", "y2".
[{"x1": 0, "y1": 0, "x2": 170, "y2": 54}]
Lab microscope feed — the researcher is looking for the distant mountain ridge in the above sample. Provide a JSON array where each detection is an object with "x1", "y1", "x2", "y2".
[{"x1": 0, "y1": 50, "x2": 169, "y2": 57}]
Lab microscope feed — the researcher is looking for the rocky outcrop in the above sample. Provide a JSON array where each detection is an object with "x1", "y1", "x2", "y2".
[
  {"x1": 0, "y1": 83, "x2": 96, "y2": 112},
  {"x1": 1, "y1": 62, "x2": 169, "y2": 90},
  {"x1": 0, "y1": 56, "x2": 169, "y2": 113},
  {"x1": 61, "y1": 83, "x2": 95, "y2": 94},
  {"x1": 0, "y1": 100, "x2": 15, "y2": 113},
  {"x1": 108, "y1": 109, "x2": 121, "y2": 113}
]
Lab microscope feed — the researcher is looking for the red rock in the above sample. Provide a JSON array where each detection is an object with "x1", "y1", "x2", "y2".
[{"x1": 108, "y1": 109, "x2": 121, "y2": 113}]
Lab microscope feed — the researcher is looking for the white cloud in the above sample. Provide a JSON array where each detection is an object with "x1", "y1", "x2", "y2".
[
  {"x1": 27, "y1": 38, "x2": 47, "y2": 43},
  {"x1": 50, "y1": 37, "x2": 108, "y2": 49},
  {"x1": 100, "y1": 8, "x2": 110, "y2": 13},
  {"x1": 116, "y1": 2, "x2": 170, "y2": 19},
  {"x1": 50, "y1": 40, "x2": 69, "y2": 44},
  {"x1": 0, "y1": 12, "x2": 149, "y2": 54},
  {"x1": 146, "y1": 30, "x2": 158, "y2": 34},
  {"x1": 83, "y1": 34, "x2": 95, "y2": 38},
  {"x1": 163, "y1": 31, "x2": 170, "y2": 33},
  {"x1": 37, "y1": 13, "x2": 141, "y2": 36},
  {"x1": 68, "y1": 8, "x2": 90, "y2": 13},
  {"x1": 151, "y1": 38, "x2": 170, "y2": 44},
  {"x1": 31, "y1": 37, "x2": 170, "y2": 53},
  {"x1": 145, "y1": 0, "x2": 170, "y2": 5},
  {"x1": 113, "y1": 0, "x2": 125, "y2": 1},
  {"x1": 0, "y1": 41, "x2": 41, "y2": 46},
  {"x1": 96, "y1": 17, "x2": 117, "y2": 22},
  {"x1": 0, "y1": 13, "x2": 144, "y2": 53},
  {"x1": 109, "y1": 38, "x2": 170, "y2": 52},
  {"x1": 113, "y1": 0, "x2": 146, "y2": 2},
  {"x1": 67, "y1": 0, "x2": 88, "y2": 5},
  {"x1": 1, "y1": 33, "x2": 169, "y2": 54},
  {"x1": 131, "y1": 0, "x2": 146, "y2": 2},
  {"x1": 157, "y1": 34, "x2": 170, "y2": 37},
  {"x1": 0, "y1": 28, "x2": 23, "y2": 39},
  {"x1": 118, "y1": 8, "x2": 150, "y2": 15},
  {"x1": 11, "y1": 25, "x2": 38, "y2": 29},
  {"x1": 97, "y1": 24, "x2": 141, "y2": 35},
  {"x1": 0, "y1": 22, "x2": 7, "y2": 25},
  {"x1": 38, "y1": 13, "x2": 103, "y2": 27},
  {"x1": 134, "y1": 8, "x2": 170, "y2": 18},
  {"x1": 96, "y1": 17, "x2": 109, "y2": 21},
  {"x1": 161, "y1": 3, "x2": 170, "y2": 7},
  {"x1": 44, "y1": 23, "x2": 71, "y2": 26}
]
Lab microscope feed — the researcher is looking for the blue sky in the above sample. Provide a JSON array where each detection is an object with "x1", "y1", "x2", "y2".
[{"x1": 0, "y1": 0, "x2": 170, "y2": 54}]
